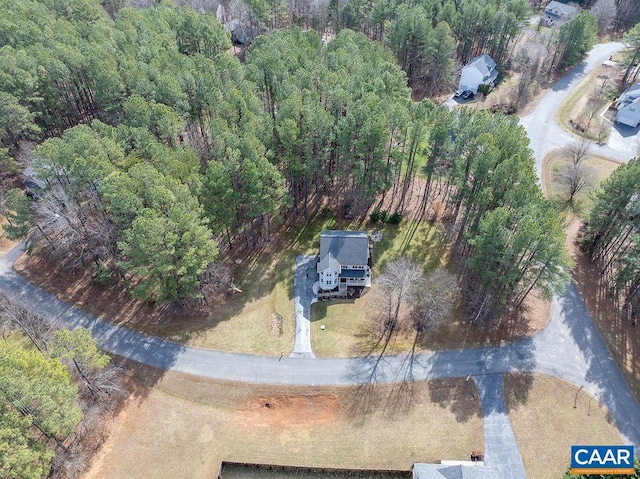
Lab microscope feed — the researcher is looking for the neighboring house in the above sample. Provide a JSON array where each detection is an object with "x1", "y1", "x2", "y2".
[
  {"x1": 224, "y1": 18, "x2": 259, "y2": 45},
  {"x1": 544, "y1": 1, "x2": 578, "y2": 25},
  {"x1": 22, "y1": 166, "x2": 46, "y2": 196},
  {"x1": 615, "y1": 83, "x2": 640, "y2": 128},
  {"x1": 413, "y1": 462, "x2": 496, "y2": 478},
  {"x1": 316, "y1": 230, "x2": 371, "y2": 301},
  {"x1": 458, "y1": 54, "x2": 498, "y2": 96}
]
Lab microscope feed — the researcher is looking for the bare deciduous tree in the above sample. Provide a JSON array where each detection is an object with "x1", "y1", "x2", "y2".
[
  {"x1": 511, "y1": 32, "x2": 552, "y2": 110},
  {"x1": 31, "y1": 185, "x2": 117, "y2": 269},
  {"x1": 614, "y1": 0, "x2": 640, "y2": 30},
  {"x1": 371, "y1": 257, "x2": 424, "y2": 334},
  {"x1": 199, "y1": 261, "x2": 232, "y2": 298},
  {"x1": 561, "y1": 138, "x2": 592, "y2": 165},
  {"x1": 558, "y1": 139, "x2": 596, "y2": 210},
  {"x1": 0, "y1": 293, "x2": 51, "y2": 353},
  {"x1": 590, "y1": 0, "x2": 617, "y2": 34},
  {"x1": 414, "y1": 268, "x2": 459, "y2": 332}
]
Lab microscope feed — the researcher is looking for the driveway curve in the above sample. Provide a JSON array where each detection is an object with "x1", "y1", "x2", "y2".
[{"x1": 519, "y1": 41, "x2": 634, "y2": 179}]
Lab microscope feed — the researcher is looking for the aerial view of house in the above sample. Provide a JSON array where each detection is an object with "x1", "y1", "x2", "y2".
[
  {"x1": 615, "y1": 83, "x2": 640, "y2": 128},
  {"x1": 316, "y1": 230, "x2": 371, "y2": 300},
  {"x1": 456, "y1": 54, "x2": 498, "y2": 97},
  {"x1": 543, "y1": 0, "x2": 577, "y2": 26},
  {"x1": 2, "y1": 1, "x2": 640, "y2": 478}
]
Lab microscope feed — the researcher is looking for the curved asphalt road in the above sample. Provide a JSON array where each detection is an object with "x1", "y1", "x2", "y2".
[
  {"x1": 519, "y1": 41, "x2": 636, "y2": 179},
  {"x1": 2, "y1": 42, "x2": 640, "y2": 478}
]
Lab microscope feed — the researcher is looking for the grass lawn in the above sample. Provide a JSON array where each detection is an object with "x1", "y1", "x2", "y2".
[
  {"x1": 84, "y1": 369, "x2": 484, "y2": 479},
  {"x1": 504, "y1": 373, "x2": 623, "y2": 479},
  {"x1": 556, "y1": 64, "x2": 619, "y2": 143},
  {"x1": 311, "y1": 220, "x2": 451, "y2": 357},
  {"x1": 542, "y1": 150, "x2": 620, "y2": 212},
  {"x1": 158, "y1": 211, "x2": 355, "y2": 354}
]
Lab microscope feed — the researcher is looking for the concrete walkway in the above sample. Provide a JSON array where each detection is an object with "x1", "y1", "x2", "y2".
[
  {"x1": 474, "y1": 374, "x2": 526, "y2": 479},
  {"x1": 290, "y1": 255, "x2": 317, "y2": 358}
]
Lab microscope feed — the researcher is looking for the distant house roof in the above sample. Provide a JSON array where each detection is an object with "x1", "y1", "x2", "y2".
[
  {"x1": 319, "y1": 230, "x2": 369, "y2": 266},
  {"x1": 464, "y1": 54, "x2": 498, "y2": 83},
  {"x1": 224, "y1": 18, "x2": 259, "y2": 45},
  {"x1": 544, "y1": 1, "x2": 578, "y2": 19},
  {"x1": 617, "y1": 83, "x2": 640, "y2": 108},
  {"x1": 412, "y1": 463, "x2": 498, "y2": 479}
]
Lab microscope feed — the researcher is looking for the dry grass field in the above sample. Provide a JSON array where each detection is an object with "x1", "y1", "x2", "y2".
[
  {"x1": 504, "y1": 373, "x2": 623, "y2": 479},
  {"x1": 83, "y1": 368, "x2": 484, "y2": 479}
]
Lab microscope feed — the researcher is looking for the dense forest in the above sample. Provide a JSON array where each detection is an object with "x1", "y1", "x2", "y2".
[
  {"x1": 582, "y1": 158, "x2": 640, "y2": 324},
  {"x1": 0, "y1": 0, "x2": 578, "y2": 319},
  {"x1": 0, "y1": 293, "x2": 119, "y2": 479}
]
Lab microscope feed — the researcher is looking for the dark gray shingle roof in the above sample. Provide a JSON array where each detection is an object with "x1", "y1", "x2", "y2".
[
  {"x1": 545, "y1": 1, "x2": 578, "y2": 19},
  {"x1": 319, "y1": 230, "x2": 369, "y2": 266},
  {"x1": 619, "y1": 83, "x2": 640, "y2": 106}
]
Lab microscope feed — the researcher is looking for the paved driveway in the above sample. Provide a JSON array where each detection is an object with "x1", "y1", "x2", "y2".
[{"x1": 607, "y1": 121, "x2": 640, "y2": 159}]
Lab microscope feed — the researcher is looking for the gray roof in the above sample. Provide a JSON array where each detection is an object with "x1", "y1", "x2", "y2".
[
  {"x1": 618, "y1": 83, "x2": 640, "y2": 107},
  {"x1": 545, "y1": 1, "x2": 578, "y2": 19},
  {"x1": 319, "y1": 230, "x2": 369, "y2": 266},
  {"x1": 412, "y1": 464, "x2": 498, "y2": 479},
  {"x1": 464, "y1": 54, "x2": 498, "y2": 82}
]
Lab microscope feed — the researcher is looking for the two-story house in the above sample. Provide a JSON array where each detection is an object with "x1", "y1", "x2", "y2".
[
  {"x1": 316, "y1": 230, "x2": 371, "y2": 301},
  {"x1": 457, "y1": 54, "x2": 498, "y2": 97}
]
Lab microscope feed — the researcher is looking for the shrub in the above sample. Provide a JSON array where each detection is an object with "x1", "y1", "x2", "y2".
[
  {"x1": 93, "y1": 261, "x2": 114, "y2": 286},
  {"x1": 388, "y1": 212, "x2": 403, "y2": 224}
]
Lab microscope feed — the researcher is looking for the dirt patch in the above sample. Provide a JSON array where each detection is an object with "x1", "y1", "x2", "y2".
[
  {"x1": 270, "y1": 313, "x2": 283, "y2": 338},
  {"x1": 235, "y1": 394, "x2": 341, "y2": 429}
]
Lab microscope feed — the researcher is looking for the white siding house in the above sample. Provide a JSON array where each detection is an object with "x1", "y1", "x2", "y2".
[
  {"x1": 316, "y1": 230, "x2": 371, "y2": 300},
  {"x1": 458, "y1": 54, "x2": 498, "y2": 95},
  {"x1": 615, "y1": 83, "x2": 640, "y2": 128}
]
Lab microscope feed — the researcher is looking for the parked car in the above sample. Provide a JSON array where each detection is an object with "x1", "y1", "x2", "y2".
[
  {"x1": 461, "y1": 90, "x2": 473, "y2": 99},
  {"x1": 454, "y1": 89, "x2": 464, "y2": 98}
]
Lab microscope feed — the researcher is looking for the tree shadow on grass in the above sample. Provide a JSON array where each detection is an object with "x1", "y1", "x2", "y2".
[
  {"x1": 502, "y1": 372, "x2": 535, "y2": 412},
  {"x1": 427, "y1": 376, "x2": 481, "y2": 423}
]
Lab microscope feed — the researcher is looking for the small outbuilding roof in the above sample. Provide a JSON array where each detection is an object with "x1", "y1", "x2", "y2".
[{"x1": 319, "y1": 230, "x2": 369, "y2": 266}]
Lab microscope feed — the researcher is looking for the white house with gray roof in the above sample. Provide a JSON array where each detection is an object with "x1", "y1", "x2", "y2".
[
  {"x1": 458, "y1": 54, "x2": 498, "y2": 96},
  {"x1": 615, "y1": 83, "x2": 640, "y2": 128},
  {"x1": 316, "y1": 230, "x2": 371, "y2": 300},
  {"x1": 544, "y1": 1, "x2": 578, "y2": 25}
]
